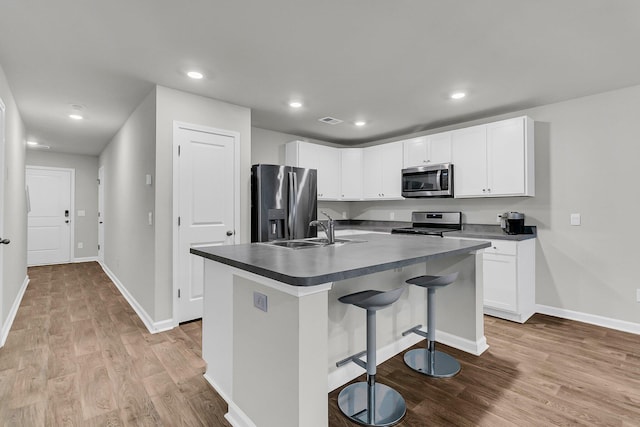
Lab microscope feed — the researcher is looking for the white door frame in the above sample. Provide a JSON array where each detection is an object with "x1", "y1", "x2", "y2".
[
  {"x1": 0, "y1": 97, "x2": 6, "y2": 327},
  {"x1": 26, "y1": 165, "x2": 75, "y2": 265},
  {"x1": 98, "y1": 166, "x2": 104, "y2": 262},
  {"x1": 172, "y1": 121, "x2": 241, "y2": 325}
]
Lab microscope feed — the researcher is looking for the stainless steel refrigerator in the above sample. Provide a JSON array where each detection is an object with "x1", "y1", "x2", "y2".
[{"x1": 251, "y1": 164, "x2": 318, "y2": 242}]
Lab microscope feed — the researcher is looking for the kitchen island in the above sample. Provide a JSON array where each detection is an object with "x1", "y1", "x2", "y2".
[{"x1": 191, "y1": 233, "x2": 490, "y2": 427}]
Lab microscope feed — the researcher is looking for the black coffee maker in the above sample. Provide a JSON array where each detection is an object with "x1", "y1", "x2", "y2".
[{"x1": 500, "y1": 212, "x2": 525, "y2": 235}]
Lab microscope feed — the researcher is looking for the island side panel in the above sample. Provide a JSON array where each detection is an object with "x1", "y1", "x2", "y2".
[
  {"x1": 425, "y1": 251, "x2": 487, "y2": 354},
  {"x1": 233, "y1": 275, "x2": 329, "y2": 427},
  {"x1": 202, "y1": 260, "x2": 234, "y2": 402}
]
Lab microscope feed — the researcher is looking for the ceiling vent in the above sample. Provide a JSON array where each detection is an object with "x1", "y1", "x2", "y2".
[{"x1": 318, "y1": 116, "x2": 343, "y2": 125}]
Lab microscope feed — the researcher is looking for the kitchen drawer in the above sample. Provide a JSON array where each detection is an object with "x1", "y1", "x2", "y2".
[{"x1": 483, "y1": 240, "x2": 517, "y2": 256}]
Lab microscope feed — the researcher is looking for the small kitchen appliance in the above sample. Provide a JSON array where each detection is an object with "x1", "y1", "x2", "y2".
[
  {"x1": 391, "y1": 211, "x2": 462, "y2": 237},
  {"x1": 500, "y1": 212, "x2": 525, "y2": 235},
  {"x1": 401, "y1": 163, "x2": 454, "y2": 198}
]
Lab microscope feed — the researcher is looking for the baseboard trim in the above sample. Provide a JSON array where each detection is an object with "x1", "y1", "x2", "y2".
[
  {"x1": 437, "y1": 330, "x2": 489, "y2": 356},
  {"x1": 73, "y1": 256, "x2": 98, "y2": 263},
  {"x1": 224, "y1": 401, "x2": 257, "y2": 427},
  {"x1": 0, "y1": 275, "x2": 29, "y2": 347},
  {"x1": 536, "y1": 304, "x2": 640, "y2": 335},
  {"x1": 98, "y1": 261, "x2": 176, "y2": 334},
  {"x1": 204, "y1": 372, "x2": 254, "y2": 427}
]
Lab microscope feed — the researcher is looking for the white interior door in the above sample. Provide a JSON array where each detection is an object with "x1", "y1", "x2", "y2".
[
  {"x1": 175, "y1": 124, "x2": 237, "y2": 323},
  {"x1": 26, "y1": 167, "x2": 73, "y2": 266},
  {"x1": 98, "y1": 166, "x2": 104, "y2": 261}
]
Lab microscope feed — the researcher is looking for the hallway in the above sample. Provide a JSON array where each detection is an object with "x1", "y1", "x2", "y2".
[{"x1": 0, "y1": 262, "x2": 229, "y2": 426}]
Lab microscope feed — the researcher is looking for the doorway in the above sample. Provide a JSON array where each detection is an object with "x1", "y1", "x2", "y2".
[
  {"x1": 98, "y1": 166, "x2": 104, "y2": 262},
  {"x1": 173, "y1": 122, "x2": 240, "y2": 323},
  {"x1": 0, "y1": 98, "x2": 6, "y2": 325},
  {"x1": 26, "y1": 166, "x2": 75, "y2": 266}
]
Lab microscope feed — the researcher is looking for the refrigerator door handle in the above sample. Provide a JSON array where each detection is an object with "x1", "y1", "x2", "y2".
[{"x1": 288, "y1": 171, "x2": 298, "y2": 239}]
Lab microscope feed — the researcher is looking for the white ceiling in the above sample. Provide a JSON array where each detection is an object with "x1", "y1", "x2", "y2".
[{"x1": 1, "y1": 1, "x2": 639, "y2": 155}]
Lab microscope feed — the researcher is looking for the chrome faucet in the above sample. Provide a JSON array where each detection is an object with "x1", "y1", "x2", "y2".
[{"x1": 310, "y1": 211, "x2": 335, "y2": 244}]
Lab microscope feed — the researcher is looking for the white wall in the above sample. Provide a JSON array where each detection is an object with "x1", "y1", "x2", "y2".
[
  {"x1": 99, "y1": 85, "x2": 251, "y2": 326},
  {"x1": 99, "y1": 88, "x2": 157, "y2": 318},
  {"x1": 26, "y1": 151, "x2": 99, "y2": 259},
  {"x1": 348, "y1": 85, "x2": 640, "y2": 326},
  {"x1": 0, "y1": 63, "x2": 28, "y2": 341},
  {"x1": 252, "y1": 85, "x2": 640, "y2": 327},
  {"x1": 155, "y1": 86, "x2": 251, "y2": 321}
]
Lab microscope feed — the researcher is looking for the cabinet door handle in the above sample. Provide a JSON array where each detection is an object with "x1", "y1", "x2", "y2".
[{"x1": 226, "y1": 230, "x2": 234, "y2": 236}]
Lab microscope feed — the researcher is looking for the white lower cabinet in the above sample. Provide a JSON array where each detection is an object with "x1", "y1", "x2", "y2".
[{"x1": 447, "y1": 236, "x2": 535, "y2": 323}]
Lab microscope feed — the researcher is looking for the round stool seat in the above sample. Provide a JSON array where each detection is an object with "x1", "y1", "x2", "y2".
[
  {"x1": 338, "y1": 286, "x2": 405, "y2": 311},
  {"x1": 405, "y1": 272, "x2": 459, "y2": 289}
]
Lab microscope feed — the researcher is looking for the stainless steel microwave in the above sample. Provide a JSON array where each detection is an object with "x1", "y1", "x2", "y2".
[{"x1": 401, "y1": 163, "x2": 454, "y2": 198}]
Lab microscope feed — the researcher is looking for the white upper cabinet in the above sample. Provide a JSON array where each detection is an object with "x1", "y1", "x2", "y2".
[
  {"x1": 285, "y1": 141, "x2": 341, "y2": 200},
  {"x1": 403, "y1": 132, "x2": 452, "y2": 168},
  {"x1": 452, "y1": 116, "x2": 534, "y2": 198},
  {"x1": 487, "y1": 117, "x2": 535, "y2": 197},
  {"x1": 363, "y1": 142, "x2": 403, "y2": 199},
  {"x1": 451, "y1": 125, "x2": 488, "y2": 197},
  {"x1": 340, "y1": 148, "x2": 363, "y2": 200}
]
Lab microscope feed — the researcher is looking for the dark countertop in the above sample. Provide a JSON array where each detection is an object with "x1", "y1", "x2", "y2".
[
  {"x1": 447, "y1": 224, "x2": 537, "y2": 241},
  {"x1": 191, "y1": 233, "x2": 490, "y2": 286},
  {"x1": 335, "y1": 220, "x2": 537, "y2": 241}
]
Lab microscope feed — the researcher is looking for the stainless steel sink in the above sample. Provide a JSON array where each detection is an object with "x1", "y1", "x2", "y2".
[{"x1": 261, "y1": 237, "x2": 366, "y2": 249}]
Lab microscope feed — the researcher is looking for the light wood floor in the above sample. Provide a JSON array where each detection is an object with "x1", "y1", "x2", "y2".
[{"x1": 1, "y1": 262, "x2": 639, "y2": 426}]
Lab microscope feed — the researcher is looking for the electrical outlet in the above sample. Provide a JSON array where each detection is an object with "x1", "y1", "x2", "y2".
[
  {"x1": 254, "y1": 292, "x2": 268, "y2": 312},
  {"x1": 77, "y1": 242, "x2": 83, "y2": 249},
  {"x1": 390, "y1": 212, "x2": 395, "y2": 220},
  {"x1": 496, "y1": 213, "x2": 502, "y2": 223},
  {"x1": 636, "y1": 289, "x2": 640, "y2": 303}
]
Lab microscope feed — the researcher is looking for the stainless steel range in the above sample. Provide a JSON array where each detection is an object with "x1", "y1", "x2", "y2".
[{"x1": 391, "y1": 211, "x2": 462, "y2": 237}]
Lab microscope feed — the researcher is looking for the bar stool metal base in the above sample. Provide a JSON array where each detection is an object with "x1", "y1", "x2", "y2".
[
  {"x1": 337, "y1": 382, "x2": 406, "y2": 426},
  {"x1": 404, "y1": 348, "x2": 461, "y2": 378}
]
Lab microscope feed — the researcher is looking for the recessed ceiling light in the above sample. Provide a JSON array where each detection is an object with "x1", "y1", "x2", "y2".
[
  {"x1": 187, "y1": 71, "x2": 204, "y2": 79},
  {"x1": 289, "y1": 101, "x2": 303, "y2": 108},
  {"x1": 354, "y1": 121, "x2": 366, "y2": 127},
  {"x1": 450, "y1": 92, "x2": 466, "y2": 100},
  {"x1": 69, "y1": 113, "x2": 84, "y2": 120}
]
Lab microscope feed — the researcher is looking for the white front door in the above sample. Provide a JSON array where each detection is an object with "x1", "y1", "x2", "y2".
[
  {"x1": 98, "y1": 166, "x2": 104, "y2": 261},
  {"x1": 175, "y1": 123, "x2": 238, "y2": 323},
  {"x1": 26, "y1": 167, "x2": 74, "y2": 266}
]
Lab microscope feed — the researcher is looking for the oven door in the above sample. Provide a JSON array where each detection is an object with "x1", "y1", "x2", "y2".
[{"x1": 401, "y1": 164, "x2": 453, "y2": 197}]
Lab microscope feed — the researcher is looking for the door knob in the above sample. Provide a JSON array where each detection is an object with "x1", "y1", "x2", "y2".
[
  {"x1": 65, "y1": 220, "x2": 70, "y2": 224},
  {"x1": 226, "y1": 230, "x2": 234, "y2": 236},
  {"x1": 0, "y1": 238, "x2": 10, "y2": 245}
]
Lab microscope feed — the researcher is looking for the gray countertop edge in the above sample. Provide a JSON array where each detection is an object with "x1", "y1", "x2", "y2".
[
  {"x1": 190, "y1": 241, "x2": 490, "y2": 287},
  {"x1": 334, "y1": 220, "x2": 537, "y2": 241}
]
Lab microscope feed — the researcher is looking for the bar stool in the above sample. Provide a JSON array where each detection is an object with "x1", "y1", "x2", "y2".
[
  {"x1": 335, "y1": 286, "x2": 407, "y2": 426},
  {"x1": 402, "y1": 272, "x2": 461, "y2": 378}
]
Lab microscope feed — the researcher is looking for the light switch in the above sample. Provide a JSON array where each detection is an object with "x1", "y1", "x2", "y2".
[
  {"x1": 570, "y1": 213, "x2": 581, "y2": 226},
  {"x1": 148, "y1": 211, "x2": 153, "y2": 225},
  {"x1": 146, "y1": 174, "x2": 152, "y2": 186}
]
